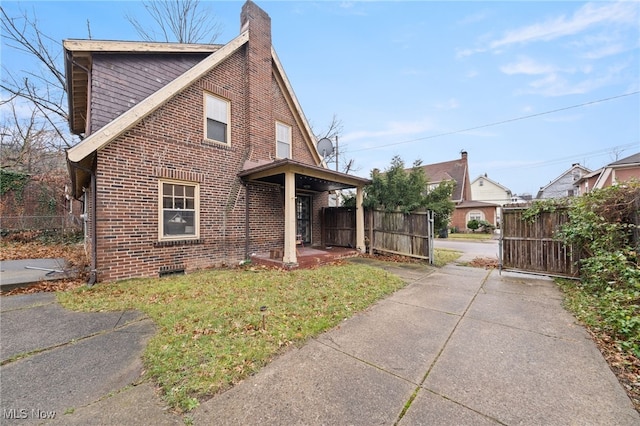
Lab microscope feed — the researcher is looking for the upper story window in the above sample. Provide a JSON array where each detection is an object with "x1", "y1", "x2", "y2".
[
  {"x1": 159, "y1": 180, "x2": 199, "y2": 241},
  {"x1": 276, "y1": 122, "x2": 291, "y2": 159},
  {"x1": 205, "y1": 93, "x2": 229, "y2": 144}
]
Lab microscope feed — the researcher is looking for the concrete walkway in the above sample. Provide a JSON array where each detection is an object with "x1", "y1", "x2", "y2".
[
  {"x1": 0, "y1": 258, "x2": 75, "y2": 292},
  {"x1": 1, "y1": 259, "x2": 638, "y2": 425},
  {"x1": 191, "y1": 261, "x2": 638, "y2": 425},
  {"x1": 0, "y1": 293, "x2": 176, "y2": 425}
]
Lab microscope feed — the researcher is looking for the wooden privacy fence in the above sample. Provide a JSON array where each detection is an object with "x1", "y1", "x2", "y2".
[
  {"x1": 500, "y1": 206, "x2": 579, "y2": 277},
  {"x1": 322, "y1": 207, "x2": 434, "y2": 263}
]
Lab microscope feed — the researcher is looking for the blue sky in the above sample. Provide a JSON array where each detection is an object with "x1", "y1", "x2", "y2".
[{"x1": 2, "y1": 1, "x2": 639, "y2": 196}]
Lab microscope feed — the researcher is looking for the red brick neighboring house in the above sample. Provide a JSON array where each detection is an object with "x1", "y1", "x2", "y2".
[
  {"x1": 576, "y1": 152, "x2": 640, "y2": 195},
  {"x1": 65, "y1": 1, "x2": 369, "y2": 283},
  {"x1": 418, "y1": 151, "x2": 498, "y2": 232}
]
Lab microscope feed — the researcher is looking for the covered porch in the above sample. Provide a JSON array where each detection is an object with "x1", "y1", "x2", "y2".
[{"x1": 239, "y1": 159, "x2": 371, "y2": 267}]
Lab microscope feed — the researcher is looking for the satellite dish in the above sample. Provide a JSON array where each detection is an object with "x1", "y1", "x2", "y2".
[{"x1": 317, "y1": 138, "x2": 334, "y2": 158}]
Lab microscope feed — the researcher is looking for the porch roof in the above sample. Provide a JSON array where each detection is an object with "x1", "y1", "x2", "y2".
[{"x1": 239, "y1": 158, "x2": 371, "y2": 192}]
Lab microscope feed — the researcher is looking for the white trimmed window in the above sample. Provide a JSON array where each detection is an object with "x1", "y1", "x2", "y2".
[
  {"x1": 468, "y1": 211, "x2": 484, "y2": 222},
  {"x1": 205, "y1": 93, "x2": 229, "y2": 144},
  {"x1": 276, "y1": 122, "x2": 291, "y2": 159},
  {"x1": 159, "y1": 180, "x2": 199, "y2": 240}
]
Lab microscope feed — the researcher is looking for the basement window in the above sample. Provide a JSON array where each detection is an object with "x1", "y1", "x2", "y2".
[{"x1": 159, "y1": 180, "x2": 200, "y2": 241}]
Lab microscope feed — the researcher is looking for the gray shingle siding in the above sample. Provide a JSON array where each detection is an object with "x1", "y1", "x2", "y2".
[{"x1": 90, "y1": 53, "x2": 207, "y2": 133}]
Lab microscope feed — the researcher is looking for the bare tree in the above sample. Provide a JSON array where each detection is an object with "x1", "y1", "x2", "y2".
[
  {"x1": 1, "y1": 0, "x2": 222, "y2": 157},
  {"x1": 0, "y1": 6, "x2": 72, "y2": 148},
  {"x1": 313, "y1": 114, "x2": 358, "y2": 174},
  {"x1": 126, "y1": 0, "x2": 222, "y2": 44},
  {"x1": 0, "y1": 97, "x2": 66, "y2": 174}
]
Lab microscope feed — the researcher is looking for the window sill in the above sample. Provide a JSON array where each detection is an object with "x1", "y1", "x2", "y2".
[
  {"x1": 202, "y1": 139, "x2": 233, "y2": 150},
  {"x1": 154, "y1": 238, "x2": 203, "y2": 248}
]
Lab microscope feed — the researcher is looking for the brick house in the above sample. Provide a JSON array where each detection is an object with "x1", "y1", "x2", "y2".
[
  {"x1": 418, "y1": 151, "x2": 498, "y2": 232},
  {"x1": 65, "y1": 1, "x2": 369, "y2": 283},
  {"x1": 576, "y1": 152, "x2": 640, "y2": 195}
]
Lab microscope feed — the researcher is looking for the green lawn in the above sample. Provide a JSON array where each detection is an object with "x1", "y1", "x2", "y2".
[{"x1": 57, "y1": 263, "x2": 406, "y2": 412}]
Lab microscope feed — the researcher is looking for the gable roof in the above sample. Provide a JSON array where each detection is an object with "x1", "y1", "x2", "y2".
[
  {"x1": 536, "y1": 163, "x2": 591, "y2": 198},
  {"x1": 64, "y1": 40, "x2": 223, "y2": 135},
  {"x1": 470, "y1": 175, "x2": 512, "y2": 193},
  {"x1": 577, "y1": 152, "x2": 640, "y2": 191},
  {"x1": 418, "y1": 154, "x2": 470, "y2": 202},
  {"x1": 65, "y1": 33, "x2": 248, "y2": 163},
  {"x1": 66, "y1": 34, "x2": 323, "y2": 167},
  {"x1": 608, "y1": 152, "x2": 640, "y2": 167}
]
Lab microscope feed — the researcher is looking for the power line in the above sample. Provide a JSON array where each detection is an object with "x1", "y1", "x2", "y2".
[
  {"x1": 491, "y1": 141, "x2": 639, "y2": 171},
  {"x1": 349, "y1": 91, "x2": 640, "y2": 153}
]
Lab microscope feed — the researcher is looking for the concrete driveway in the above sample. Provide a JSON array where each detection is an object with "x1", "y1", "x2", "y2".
[{"x1": 434, "y1": 237, "x2": 500, "y2": 263}]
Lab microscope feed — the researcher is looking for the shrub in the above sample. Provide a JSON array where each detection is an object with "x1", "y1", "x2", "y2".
[
  {"x1": 557, "y1": 182, "x2": 639, "y2": 291},
  {"x1": 478, "y1": 220, "x2": 495, "y2": 234},
  {"x1": 467, "y1": 219, "x2": 480, "y2": 232}
]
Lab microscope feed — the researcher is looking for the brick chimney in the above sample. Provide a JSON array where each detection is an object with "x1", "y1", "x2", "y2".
[{"x1": 241, "y1": 1, "x2": 273, "y2": 158}]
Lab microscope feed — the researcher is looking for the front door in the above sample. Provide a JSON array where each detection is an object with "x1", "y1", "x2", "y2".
[{"x1": 296, "y1": 194, "x2": 312, "y2": 245}]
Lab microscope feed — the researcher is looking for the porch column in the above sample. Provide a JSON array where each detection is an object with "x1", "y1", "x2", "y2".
[
  {"x1": 283, "y1": 171, "x2": 297, "y2": 265},
  {"x1": 355, "y1": 186, "x2": 366, "y2": 253}
]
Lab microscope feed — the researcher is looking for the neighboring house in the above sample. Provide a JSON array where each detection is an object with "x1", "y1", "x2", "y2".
[
  {"x1": 536, "y1": 163, "x2": 591, "y2": 199},
  {"x1": 450, "y1": 200, "x2": 498, "y2": 233},
  {"x1": 470, "y1": 174, "x2": 513, "y2": 226},
  {"x1": 576, "y1": 152, "x2": 640, "y2": 195},
  {"x1": 65, "y1": 1, "x2": 369, "y2": 283},
  {"x1": 419, "y1": 151, "x2": 498, "y2": 232}
]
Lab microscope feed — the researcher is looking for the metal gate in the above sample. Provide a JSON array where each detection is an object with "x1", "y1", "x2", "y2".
[{"x1": 500, "y1": 206, "x2": 579, "y2": 278}]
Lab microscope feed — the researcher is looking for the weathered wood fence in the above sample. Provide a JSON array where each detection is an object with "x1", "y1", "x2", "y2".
[
  {"x1": 322, "y1": 207, "x2": 434, "y2": 263},
  {"x1": 500, "y1": 206, "x2": 580, "y2": 277}
]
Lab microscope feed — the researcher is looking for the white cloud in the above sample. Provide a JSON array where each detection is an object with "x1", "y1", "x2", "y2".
[
  {"x1": 342, "y1": 118, "x2": 435, "y2": 144},
  {"x1": 501, "y1": 52, "x2": 633, "y2": 96},
  {"x1": 435, "y1": 98, "x2": 459, "y2": 110},
  {"x1": 400, "y1": 67, "x2": 424, "y2": 76},
  {"x1": 581, "y1": 43, "x2": 626, "y2": 60},
  {"x1": 500, "y1": 57, "x2": 561, "y2": 75},
  {"x1": 457, "y1": 11, "x2": 488, "y2": 26},
  {"x1": 462, "y1": 2, "x2": 638, "y2": 56},
  {"x1": 489, "y1": 2, "x2": 638, "y2": 50}
]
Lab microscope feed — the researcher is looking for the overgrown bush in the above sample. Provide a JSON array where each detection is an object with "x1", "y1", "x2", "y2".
[
  {"x1": 525, "y1": 181, "x2": 639, "y2": 357},
  {"x1": 478, "y1": 220, "x2": 495, "y2": 234},
  {"x1": 467, "y1": 219, "x2": 479, "y2": 232},
  {"x1": 558, "y1": 182, "x2": 639, "y2": 291}
]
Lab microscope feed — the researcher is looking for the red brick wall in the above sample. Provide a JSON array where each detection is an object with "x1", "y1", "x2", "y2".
[
  {"x1": 451, "y1": 206, "x2": 497, "y2": 232},
  {"x1": 90, "y1": 3, "x2": 328, "y2": 282}
]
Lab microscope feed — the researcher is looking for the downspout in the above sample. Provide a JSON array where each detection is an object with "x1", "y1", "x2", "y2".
[
  {"x1": 87, "y1": 169, "x2": 97, "y2": 286},
  {"x1": 243, "y1": 180, "x2": 250, "y2": 261},
  {"x1": 69, "y1": 158, "x2": 98, "y2": 286}
]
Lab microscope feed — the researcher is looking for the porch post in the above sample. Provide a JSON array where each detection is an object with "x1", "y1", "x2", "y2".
[
  {"x1": 355, "y1": 186, "x2": 366, "y2": 253},
  {"x1": 283, "y1": 171, "x2": 297, "y2": 265}
]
